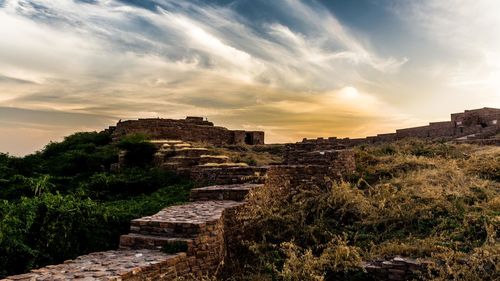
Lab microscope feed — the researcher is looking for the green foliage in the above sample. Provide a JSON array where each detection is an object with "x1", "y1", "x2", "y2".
[
  {"x1": 0, "y1": 130, "x2": 193, "y2": 278},
  {"x1": 82, "y1": 168, "x2": 180, "y2": 200},
  {"x1": 0, "y1": 193, "x2": 108, "y2": 276},
  {"x1": 117, "y1": 134, "x2": 157, "y2": 167},
  {"x1": 0, "y1": 183, "x2": 191, "y2": 278}
]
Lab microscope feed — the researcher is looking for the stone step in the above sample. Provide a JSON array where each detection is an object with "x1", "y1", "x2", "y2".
[
  {"x1": 190, "y1": 183, "x2": 263, "y2": 201},
  {"x1": 168, "y1": 156, "x2": 202, "y2": 166},
  {"x1": 119, "y1": 233, "x2": 193, "y2": 252},
  {"x1": 129, "y1": 201, "x2": 244, "y2": 238},
  {"x1": 173, "y1": 148, "x2": 212, "y2": 157},
  {"x1": 159, "y1": 143, "x2": 192, "y2": 151},
  {"x1": 198, "y1": 155, "x2": 229, "y2": 164},
  {"x1": 190, "y1": 166, "x2": 268, "y2": 185},
  {"x1": 1, "y1": 250, "x2": 189, "y2": 281},
  {"x1": 160, "y1": 162, "x2": 186, "y2": 171}
]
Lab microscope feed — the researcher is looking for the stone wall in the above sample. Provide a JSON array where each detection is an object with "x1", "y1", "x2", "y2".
[
  {"x1": 363, "y1": 256, "x2": 430, "y2": 281},
  {"x1": 2, "y1": 183, "x2": 261, "y2": 281},
  {"x1": 188, "y1": 166, "x2": 268, "y2": 186},
  {"x1": 1, "y1": 250, "x2": 192, "y2": 281},
  {"x1": 109, "y1": 117, "x2": 264, "y2": 146},
  {"x1": 283, "y1": 141, "x2": 356, "y2": 179},
  {"x1": 300, "y1": 107, "x2": 500, "y2": 146}
]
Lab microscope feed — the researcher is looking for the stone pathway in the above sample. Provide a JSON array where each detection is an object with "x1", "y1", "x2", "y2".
[
  {"x1": 190, "y1": 184, "x2": 262, "y2": 201},
  {"x1": 3, "y1": 250, "x2": 188, "y2": 281},
  {"x1": 2, "y1": 183, "x2": 261, "y2": 281}
]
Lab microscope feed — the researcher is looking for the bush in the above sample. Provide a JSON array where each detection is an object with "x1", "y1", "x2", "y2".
[
  {"x1": 225, "y1": 142, "x2": 499, "y2": 281},
  {"x1": 117, "y1": 134, "x2": 157, "y2": 167},
  {"x1": 0, "y1": 182, "x2": 192, "y2": 278},
  {"x1": 0, "y1": 130, "x2": 194, "y2": 278},
  {"x1": 464, "y1": 148, "x2": 500, "y2": 181},
  {"x1": 82, "y1": 168, "x2": 180, "y2": 200}
]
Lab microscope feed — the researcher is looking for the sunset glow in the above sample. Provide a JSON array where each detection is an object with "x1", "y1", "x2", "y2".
[{"x1": 1, "y1": 0, "x2": 499, "y2": 155}]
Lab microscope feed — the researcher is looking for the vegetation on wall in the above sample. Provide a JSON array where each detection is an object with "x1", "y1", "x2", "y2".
[{"x1": 0, "y1": 131, "x2": 192, "y2": 278}]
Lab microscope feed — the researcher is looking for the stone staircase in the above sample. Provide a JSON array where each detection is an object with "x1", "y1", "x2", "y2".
[
  {"x1": 152, "y1": 140, "x2": 227, "y2": 169},
  {"x1": 152, "y1": 140, "x2": 267, "y2": 185},
  {"x1": 2, "y1": 183, "x2": 263, "y2": 281}
]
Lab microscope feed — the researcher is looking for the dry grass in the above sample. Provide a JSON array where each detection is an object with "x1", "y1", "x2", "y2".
[{"x1": 222, "y1": 140, "x2": 499, "y2": 281}]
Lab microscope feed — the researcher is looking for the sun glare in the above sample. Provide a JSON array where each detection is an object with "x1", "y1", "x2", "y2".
[{"x1": 340, "y1": 86, "x2": 360, "y2": 99}]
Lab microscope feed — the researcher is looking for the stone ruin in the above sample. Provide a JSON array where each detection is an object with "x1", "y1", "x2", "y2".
[
  {"x1": 2, "y1": 140, "x2": 432, "y2": 281},
  {"x1": 106, "y1": 117, "x2": 264, "y2": 146},
  {"x1": 8, "y1": 109, "x2": 490, "y2": 281},
  {"x1": 363, "y1": 257, "x2": 431, "y2": 281},
  {"x1": 3, "y1": 183, "x2": 257, "y2": 281},
  {"x1": 301, "y1": 107, "x2": 500, "y2": 147},
  {"x1": 150, "y1": 140, "x2": 267, "y2": 186}
]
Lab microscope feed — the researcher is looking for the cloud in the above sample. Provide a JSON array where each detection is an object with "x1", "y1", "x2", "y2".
[
  {"x1": 390, "y1": 0, "x2": 500, "y2": 103},
  {"x1": 0, "y1": 0, "x2": 435, "y2": 155}
]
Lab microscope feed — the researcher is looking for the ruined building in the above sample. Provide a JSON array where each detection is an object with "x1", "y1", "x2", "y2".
[
  {"x1": 301, "y1": 107, "x2": 500, "y2": 146},
  {"x1": 106, "y1": 116, "x2": 264, "y2": 146}
]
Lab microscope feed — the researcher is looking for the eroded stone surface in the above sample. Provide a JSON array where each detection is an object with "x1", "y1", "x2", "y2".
[
  {"x1": 131, "y1": 201, "x2": 243, "y2": 226},
  {"x1": 190, "y1": 184, "x2": 262, "y2": 201},
  {"x1": 362, "y1": 256, "x2": 430, "y2": 281},
  {"x1": 1, "y1": 250, "x2": 188, "y2": 281}
]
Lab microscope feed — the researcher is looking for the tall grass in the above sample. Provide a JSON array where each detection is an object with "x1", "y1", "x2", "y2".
[{"x1": 224, "y1": 140, "x2": 499, "y2": 281}]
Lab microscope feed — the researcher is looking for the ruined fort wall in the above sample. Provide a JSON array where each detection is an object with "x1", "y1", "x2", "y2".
[
  {"x1": 110, "y1": 117, "x2": 265, "y2": 146},
  {"x1": 112, "y1": 119, "x2": 235, "y2": 146},
  {"x1": 300, "y1": 108, "x2": 499, "y2": 146}
]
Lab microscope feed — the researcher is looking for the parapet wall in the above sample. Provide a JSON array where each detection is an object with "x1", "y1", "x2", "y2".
[
  {"x1": 109, "y1": 117, "x2": 264, "y2": 146},
  {"x1": 2, "y1": 185, "x2": 255, "y2": 281},
  {"x1": 282, "y1": 142, "x2": 356, "y2": 180},
  {"x1": 301, "y1": 107, "x2": 500, "y2": 146}
]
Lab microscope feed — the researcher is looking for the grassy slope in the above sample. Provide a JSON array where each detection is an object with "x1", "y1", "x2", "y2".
[{"x1": 226, "y1": 140, "x2": 499, "y2": 281}]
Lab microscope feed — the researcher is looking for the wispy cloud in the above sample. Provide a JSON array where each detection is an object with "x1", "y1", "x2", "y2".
[
  {"x1": 0, "y1": 0, "x2": 411, "y2": 155},
  {"x1": 390, "y1": 0, "x2": 500, "y2": 103},
  {"x1": 1, "y1": 0, "x2": 496, "y2": 155}
]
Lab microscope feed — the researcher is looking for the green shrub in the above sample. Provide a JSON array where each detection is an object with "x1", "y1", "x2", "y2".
[
  {"x1": 0, "y1": 182, "x2": 192, "y2": 278},
  {"x1": 118, "y1": 134, "x2": 157, "y2": 167}
]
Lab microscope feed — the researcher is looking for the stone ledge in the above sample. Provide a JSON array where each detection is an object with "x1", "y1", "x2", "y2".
[
  {"x1": 1, "y1": 250, "x2": 188, "y2": 281},
  {"x1": 131, "y1": 201, "x2": 243, "y2": 225},
  {"x1": 190, "y1": 184, "x2": 263, "y2": 201}
]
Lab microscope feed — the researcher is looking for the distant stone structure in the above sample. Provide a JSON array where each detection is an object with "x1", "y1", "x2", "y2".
[
  {"x1": 300, "y1": 107, "x2": 500, "y2": 146},
  {"x1": 106, "y1": 116, "x2": 264, "y2": 146}
]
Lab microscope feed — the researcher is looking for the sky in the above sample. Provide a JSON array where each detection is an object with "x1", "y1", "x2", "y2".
[{"x1": 0, "y1": 0, "x2": 499, "y2": 155}]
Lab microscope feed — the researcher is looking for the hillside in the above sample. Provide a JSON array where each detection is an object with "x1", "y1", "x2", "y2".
[
  {"x1": 225, "y1": 141, "x2": 499, "y2": 281},
  {"x1": 0, "y1": 131, "x2": 195, "y2": 277},
  {"x1": 0, "y1": 131, "x2": 498, "y2": 280}
]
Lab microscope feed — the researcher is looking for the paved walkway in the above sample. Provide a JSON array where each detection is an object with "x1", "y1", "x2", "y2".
[{"x1": 2, "y1": 183, "x2": 261, "y2": 281}]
